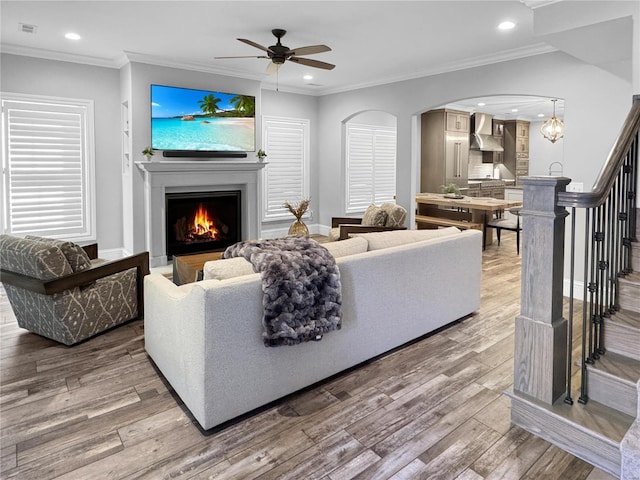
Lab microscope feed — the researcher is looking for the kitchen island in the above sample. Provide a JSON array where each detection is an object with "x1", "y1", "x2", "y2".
[{"x1": 415, "y1": 193, "x2": 523, "y2": 247}]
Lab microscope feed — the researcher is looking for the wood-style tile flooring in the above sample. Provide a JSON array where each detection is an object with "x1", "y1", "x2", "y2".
[{"x1": 0, "y1": 235, "x2": 614, "y2": 479}]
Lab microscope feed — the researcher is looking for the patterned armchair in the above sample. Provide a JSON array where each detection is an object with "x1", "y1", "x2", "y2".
[
  {"x1": 0, "y1": 235, "x2": 149, "y2": 346},
  {"x1": 329, "y1": 203, "x2": 407, "y2": 241}
]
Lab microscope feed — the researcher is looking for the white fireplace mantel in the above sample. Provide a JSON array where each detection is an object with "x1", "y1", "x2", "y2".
[{"x1": 136, "y1": 160, "x2": 266, "y2": 267}]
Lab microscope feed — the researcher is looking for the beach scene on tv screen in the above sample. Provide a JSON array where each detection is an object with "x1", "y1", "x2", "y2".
[{"x1": 151, "y1": 85, "x2": 255, "y2": 151}]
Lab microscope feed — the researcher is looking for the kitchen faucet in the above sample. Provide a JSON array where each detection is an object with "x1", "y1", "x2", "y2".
[{"x1": 548, "y1": 161, "x2": 563, "y2": 176}]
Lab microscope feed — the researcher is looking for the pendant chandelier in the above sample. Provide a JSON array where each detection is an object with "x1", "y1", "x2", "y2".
[{"x1": 541, "y1": 99, "x2": 564, "y2": 143}]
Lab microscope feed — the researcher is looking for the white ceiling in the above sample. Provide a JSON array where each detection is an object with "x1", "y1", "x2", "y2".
[{"x1": 0, "y1": 0, "x2": 633, "y2": 100}]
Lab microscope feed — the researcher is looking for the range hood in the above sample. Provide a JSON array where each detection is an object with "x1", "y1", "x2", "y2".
[{"x1": 470, "y1": 113, "x2": 504, "y2": 152}]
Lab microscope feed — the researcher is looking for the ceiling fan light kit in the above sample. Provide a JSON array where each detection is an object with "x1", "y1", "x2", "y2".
[{"x1": 215, "y1": 28, "x2": 335, "y2": 73}]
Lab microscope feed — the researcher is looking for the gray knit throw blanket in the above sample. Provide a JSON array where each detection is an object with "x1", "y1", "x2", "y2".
[{"x1": 223, "y1": 236, "x2": 342, "y2": 347}]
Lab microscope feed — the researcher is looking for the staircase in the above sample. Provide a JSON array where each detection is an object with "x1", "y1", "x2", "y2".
[{"x1": 507, "y1": 98, "x2": 640, "y2": 479}]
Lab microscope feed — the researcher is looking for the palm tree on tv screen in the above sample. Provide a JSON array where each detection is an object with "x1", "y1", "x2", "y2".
[
  {"x1": 198, "y1": 94, "x2": 221, "y2": 116},
  {"x1": 230, "y1": 95, "x2": 255, "y2": 117}
]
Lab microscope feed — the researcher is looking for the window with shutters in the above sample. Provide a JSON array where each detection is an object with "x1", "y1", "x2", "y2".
[
  {"x1": 345, "y1": 123, "x2": 397, "y2": 213},
  {"x1": 262, "y1": 116, "x2": 310, "y2": 221},
  {"x1": 1, "y1": 93, "x2": 96, "y2": 241}
]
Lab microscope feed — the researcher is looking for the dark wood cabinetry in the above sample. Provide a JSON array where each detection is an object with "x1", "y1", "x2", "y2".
[
  {"x1": 504, "y1": 120, "x2": 530, "y2": 185},
  {"x1": 420, "y1": 109, "x2": 470, "y2": 192}
]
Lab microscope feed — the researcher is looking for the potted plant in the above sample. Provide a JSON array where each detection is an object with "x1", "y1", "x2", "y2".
[
  {"x1": 142, "y1": 147, "x2": 154, "y2": 160},
  {"x1": 441, "y1": 183, "x2": 462, "y2": 198},
  {"x1": 257, "y1": 149, "x2": 267, "y2": 161}
]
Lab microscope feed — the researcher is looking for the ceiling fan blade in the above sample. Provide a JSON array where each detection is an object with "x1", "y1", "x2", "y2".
[
  {"x1": 238, "y1": 38, "x2": 273, "y2": 54},
  {"x1": 214, "y1": 55, "x2": 269, "y2": 59},
  {"x1": 266, "y1": 62, "x2": 281, "y2": 75},
  {"x1": 285, "y1": 45, "x2": 331, "y2": 56},
  {"x1": 289, "y1": 56, "x2": 335, "y2": 70}
]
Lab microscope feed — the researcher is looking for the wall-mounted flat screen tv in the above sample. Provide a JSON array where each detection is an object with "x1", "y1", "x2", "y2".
[{"x1": 151, "y1": 84, "x2": 255, "y2": 152}]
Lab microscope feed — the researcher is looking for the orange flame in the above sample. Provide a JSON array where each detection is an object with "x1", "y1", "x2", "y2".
[{"x1": 192, "y1": 203, "x2": 218, "y2": 238}]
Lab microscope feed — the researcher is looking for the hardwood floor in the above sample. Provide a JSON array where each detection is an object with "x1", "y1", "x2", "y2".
[{"x1": 0, "y1": 235, "x2": 613, "y2": 479}]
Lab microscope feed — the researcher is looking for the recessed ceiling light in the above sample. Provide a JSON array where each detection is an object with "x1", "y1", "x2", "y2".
[
  {"x1": 477, "y1": 102, "x2": 486, "y2": 106},
  {"x1": 498, "y1": 21, "x2": 516, "y2": 30},
  {"x1": 303, "y1": 74, "x2": 313, "y2": 81},
  {"x1": 538, "y1": 113, "x2": 545, "y2": 117},
  {"x1": 511, "y1": 108, "x2": 518, "y2": 112},
  {"x1": 65, "y1": 32, "x2": 81, "y2": 40}
]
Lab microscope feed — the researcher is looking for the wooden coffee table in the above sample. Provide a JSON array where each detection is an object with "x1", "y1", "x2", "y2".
[{"x1": 172, "y1": 251, "x2": 224, "y2": 285}]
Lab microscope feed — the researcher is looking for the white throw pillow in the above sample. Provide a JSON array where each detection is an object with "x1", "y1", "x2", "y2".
[
  {"x1": 322, "y1": 236, "x2": 368, "y2": 258},
  {"x1": 202, "y1": 257, "x2": 255, "y2": 280},
  {"x1": 355, "y1": 227, "x2": 461, "y2": 251}
]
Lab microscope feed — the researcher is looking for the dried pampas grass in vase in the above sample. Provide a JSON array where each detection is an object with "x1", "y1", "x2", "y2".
[{"x1": 284, "y1": 198, "x2": 310, "y2": 236}]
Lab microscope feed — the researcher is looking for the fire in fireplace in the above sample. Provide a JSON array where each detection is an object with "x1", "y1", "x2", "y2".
[{"x1": 166, "y1": 191, "x2": 241, "y2": 258}]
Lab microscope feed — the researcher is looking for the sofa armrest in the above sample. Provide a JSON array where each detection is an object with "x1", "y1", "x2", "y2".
[
  {"x1": 338, "y1": 224, "x2": 407, "y2": 240},
  {"x1": 331, "y1": 217, "x2": 363, "y2": 228}
]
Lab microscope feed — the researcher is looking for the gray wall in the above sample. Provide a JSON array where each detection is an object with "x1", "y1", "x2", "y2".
[
  {"x1": 316, "y1": 51, "x2": 633, "y2": 226},
  {"x1": 1, "y1": 54, "x2": 123, "y2": 251},
  {"x1": 123, "y1": 62, "x2": 261, "y2": 254},
  {"x1": 1, "y1": 50, "x2": 635, "y2": 254}
]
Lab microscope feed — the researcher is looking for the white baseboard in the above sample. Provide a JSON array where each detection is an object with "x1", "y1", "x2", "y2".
[
  {"x1": 98, "y1": 248, "x2": 129, "y2": 261},
  {"x1": 260, "y1": 223, "x2": 328, "y2": 239},
  {"x1": 563, "y1": 278, "x2": 585, "y2": 301}
]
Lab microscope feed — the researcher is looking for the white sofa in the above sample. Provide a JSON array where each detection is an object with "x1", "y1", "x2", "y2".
[{"x1": 144, "y1": 227, "x2": 482, "y2": 430}]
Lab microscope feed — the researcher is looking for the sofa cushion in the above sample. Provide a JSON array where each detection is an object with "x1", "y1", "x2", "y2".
[
  {"x1": 381, "y1": 203, "x2": 407, "y2": 228},
  {"x1": 322, "y1": 236, "x2": 368, "y2": 258},
  {"x1": 25, "y1": 235, "x2": 91, "y2": 272},
  {"x1": 202, "y1": 257, "x2": 255, "y2": 280},
  {"x1": 327, "y1": 227, "x2": 341, "y2": 241},
  {"x1": 356, "y1": 227, "x2": 461, "y2": 251},
  {"x1": 361, "y1": 204, "x2": 387, "y2": 226}
]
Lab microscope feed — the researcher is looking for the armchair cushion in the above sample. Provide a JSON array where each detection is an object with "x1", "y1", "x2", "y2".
[
  {"x1": 362, "y1": 204, "x2": 388, "y2": 226},
  {"x1": 381, "y1": 203, "x2": 407, "y2": 228},
  {"x1": 0, "y1": 235, "x2": 72, "y2": 280},
  {"x1": 25, "y1": 235, "x2": 92, "y2": 272}
]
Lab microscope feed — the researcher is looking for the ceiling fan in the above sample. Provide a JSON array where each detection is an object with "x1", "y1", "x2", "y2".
[{"x1": 215, "y1": 29, "x2": 335, "y2": 74}]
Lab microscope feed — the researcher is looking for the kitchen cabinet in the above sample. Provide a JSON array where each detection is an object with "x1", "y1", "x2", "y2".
[
  {"x1": 446, "y1": 112, "x2": 470, "y2": 132},
  {"x1": 420, "y1": 109, "x2": 470, "y2": 192},
  {"x1": 504, "y1": 120, "x2": 530, "y2": 185}
]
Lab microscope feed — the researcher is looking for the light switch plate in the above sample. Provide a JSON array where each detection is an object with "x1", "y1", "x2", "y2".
[{"x1": 567, "y1": 182, "x2": 584, "y2": 192}]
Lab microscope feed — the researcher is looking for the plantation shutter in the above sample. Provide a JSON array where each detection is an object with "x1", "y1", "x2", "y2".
[
  {"x1": 346, "y1": 123, "x2": 396, "y2": 213},
  {"x1": 262, "y1": 116, "x2": 310, "y2": 220},
  {"x1": 1, "y1": 94, "x2": 95, "y2": 240}
]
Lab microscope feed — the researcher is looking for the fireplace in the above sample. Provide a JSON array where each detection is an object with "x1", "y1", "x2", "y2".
[{"x1": 165, "y1": 191, "x2": 241, "y2": 258}]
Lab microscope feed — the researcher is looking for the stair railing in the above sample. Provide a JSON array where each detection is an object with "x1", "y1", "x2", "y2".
[
  {"x1": 557, "y1": 97, "x2": 639, "y2": 405},
  {"x1": 512, "y1": 97, "x2": 638, "y2": 409}
]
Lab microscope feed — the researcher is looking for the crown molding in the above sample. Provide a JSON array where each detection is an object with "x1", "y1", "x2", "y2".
[
  {"x1": 314, "y1": 43, "x2": 558, "y2": 96},
  {"x1": 1, "y1": 43, "x2": 123, "y2": 69},
  {"x1": 2, "y1": 42, "x2": 558, "y2": 97},
  {"x1": 122, "y1": 51, "x2": 266, "y2": 82}
]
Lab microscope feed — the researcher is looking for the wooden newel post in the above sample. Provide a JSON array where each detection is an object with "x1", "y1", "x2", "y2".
[{"x1": 514, "y1": 176, "x2": 571, "y2": 404}]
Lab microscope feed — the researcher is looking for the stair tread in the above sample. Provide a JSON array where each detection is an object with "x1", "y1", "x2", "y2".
[
  {"x1": 507, "y1": 389, "x2": 635, "y2": 444},
  {"x1": 609, "y1": 309, "x2": 640, "y2": 330},
  {"x1": 586, "y1": 351, "x2": 640, "y2": 384},
  {"x1": 619, "y1": 272, "x2": 640, "y2": 285}
]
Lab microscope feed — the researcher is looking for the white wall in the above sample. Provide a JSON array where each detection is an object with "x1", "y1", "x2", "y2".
[
  {"x1": 1, "y1": 54, "x2": 124, "y2": 251},
  {"x1": 528, "y1": 120, "x2": 565, "y2": 177},
  {"x1": 316, "y1": 51, "x2": 633, "y2": 226}
]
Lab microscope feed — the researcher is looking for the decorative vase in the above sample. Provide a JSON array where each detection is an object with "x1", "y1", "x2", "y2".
[{"x1": 288, "y1": 217, "x2": 309, "y2": 236}]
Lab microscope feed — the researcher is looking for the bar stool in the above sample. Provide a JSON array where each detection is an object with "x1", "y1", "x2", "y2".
[{"x1": 486, "y1": 206, "x2": 522, "y2": 254}]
